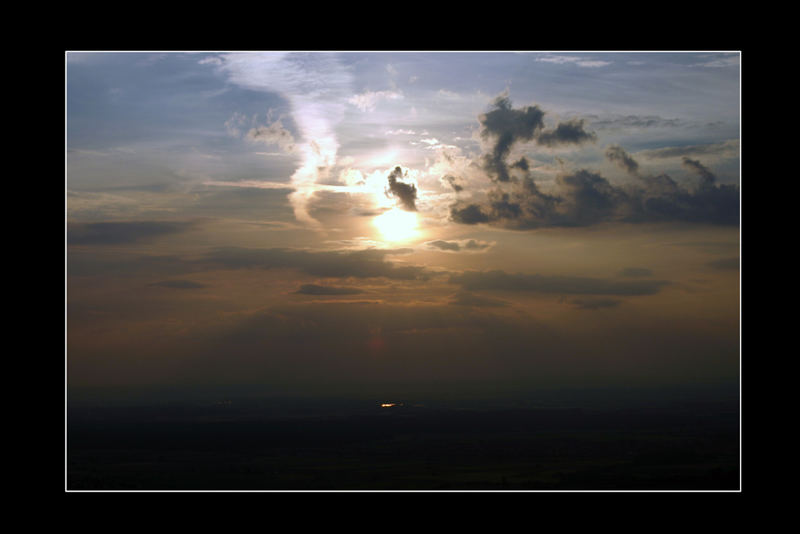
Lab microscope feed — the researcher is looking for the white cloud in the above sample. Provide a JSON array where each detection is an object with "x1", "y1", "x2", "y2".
[
  {"x1": 198, "y1": 56, "x2": 223, "y2": 66},
  {"x1": 348, "y1": 90, "x2": 404, "y2": 112},
  {"x1": 536, "y1": 54, "x2": 611, "y2": 68},
  {"x1": 210, "y1": 52, "x2": 354, "y2": 228}
]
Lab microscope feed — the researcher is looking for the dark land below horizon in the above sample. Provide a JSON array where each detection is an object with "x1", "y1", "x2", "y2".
[{"x1": 67, "y1": 384, "x2": 739, "y2": 491}]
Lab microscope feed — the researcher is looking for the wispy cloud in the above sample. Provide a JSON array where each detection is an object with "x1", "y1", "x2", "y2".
[
  {"x1": 536, "y1": 54, "x2": 612, "y2": 68},
  {"x1": 692, "y1": 54, "x2": 739, "y2": 68},
  {"x1": 295, "y1": 284, "x2": 364, "y2": 295},
  {"x1": 68, "y1": 221, "x2": 196, "y2": 246},
  {"x1": 425, "y1": 239, "x2": 493, "y2": 253},
  {"x1": 209, "y1": 52, "x2": 354, "y2": 228},
  {"x1": 245, "y1": 120, "x2": 297, "y2": 153},
  {"x1": 450, "y1": 270, "x2": 670, "y2": 296},
  {"x1": 348, "y1": 90, "x2": 403, "y2": 112}
]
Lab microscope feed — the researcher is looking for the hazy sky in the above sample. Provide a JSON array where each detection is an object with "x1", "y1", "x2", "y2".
[{"x1": 66, "y1": 51, "x2": 740, "y2": 399}]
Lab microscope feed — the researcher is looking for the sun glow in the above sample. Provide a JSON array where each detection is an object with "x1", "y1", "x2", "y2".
[{"x1": 373, "y1": 208, "x2": 419, "y2": 242}]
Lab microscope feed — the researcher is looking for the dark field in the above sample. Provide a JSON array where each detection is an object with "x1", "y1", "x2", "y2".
[{"x1": 67, "y1": 387, "x2": 740, "y2": 491}]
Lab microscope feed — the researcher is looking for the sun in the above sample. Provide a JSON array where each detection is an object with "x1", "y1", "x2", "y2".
[{"x1": 373, "y1": 208, "x2": 419, "y2": 242}]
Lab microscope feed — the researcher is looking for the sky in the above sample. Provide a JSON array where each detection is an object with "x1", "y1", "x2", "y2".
[{"x1": 66, "y1": 51, "x2": 740, "y2": 401}]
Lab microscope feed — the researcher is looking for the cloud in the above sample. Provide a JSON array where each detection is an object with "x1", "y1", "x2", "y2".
[
  {"x1": 448, "y1": 118, "x2": 739, "y2": 230},
  {"x1": 245, "y1": 120, "x2": 296, "y2": 153},
  {"x1": 426, "y1": 240, "x2": 460, "y2": 252},
  {"x1": 442, "y1": 174, "x2": 464, "y2": 192},
  {"x1": 211, "y1": 52, "x2": 354, "y2": 228},
  {"x1": 450, "y1": 270, "x2": 670, "y2": 296},
  {"x1": 603, "y1": 147, "x2": 738, "y2": 224},
  {"x1": 554, "y1": 170, "x2": 633, "y2": 226},
  {"x1": 151, "y1": 280, "x2": 207, "y2": 289},
  {"x1": 535, "y1": 54, "x2": 612, "y2": 68},
  {"x1": 682, "y1": 157, "x2": 717, "y2": 189},
  {"x1": 478, "y1": 95, "x2": 546, "y2": 183},
  {"x1": 224, "y1": 111, "x2": 249, "y2": 138},
  {"x1": 639, "y1": 140, "x2": 739, "y2": 160},
  {"x1": 68, "y1": 221, "x2": 195, "y2": 245},
  {"x1": 692, "y1": 54, "x2": 739, "y2": 68},
  {"x1": 449, "y1": 291, "x2": 509, "y2": 308},
  {"x1": 449, "y1": 166, "x2": 738, "y2": 229},
  {"x1": 618, "y1": 267, "x2": 653, "y2": 278},
  {"x1": 348, "y1": 90, "x2": 403, "y2": 112},
  {"x1": 450, "y1": 203, "x2": 491, "y2": 225},
  {"x1": 587, "y1": 114, "x2": 685, "y2": 130},
  {"x1": 706, "y1": 258, "x2": 739, "y2": 271},
  {"x1": 295, "y1": 284, "x2": 364, "y2": 295},
  {"x1": 605, "y1": 145, "x2": 639, "y2": 175},
  {"x1": 201, "y1": 246, "x2": 427, "y2": 280},
  {"x1": 425, "y1": 239, "x2": 493, "y2": 253},
  {"x1": 386, "y1": 166, "x2": 418, "y2": 211},
  {"x1": 570, "y1": 298, "x2": 622, "y2": 310},
  {"x1": 536, "y1": 119, "x2": 597, "y2": 147},
  {"x1": 449, "y1": 169, "x2": 624, "y2": 230},
  {"x1": 478, "y1": 96, "x2": 597, "y2": 183}
]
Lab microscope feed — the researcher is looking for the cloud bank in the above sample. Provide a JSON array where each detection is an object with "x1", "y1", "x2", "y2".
[
  {"x1": 448, "y1": 98, "x2": 739, "y2": 229},
  {"x1": 201, "y1": 247, "x2": 428, "y2": 280},
  {"x1": 68, "y1": 221, "x2": 195, "y2": 245},
  {"x1": 450, "y1": 270, "x2": 669, "y2": 296}
]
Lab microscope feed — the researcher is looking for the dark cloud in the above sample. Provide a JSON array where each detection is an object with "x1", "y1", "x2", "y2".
[
  {"x1": 150, "y1": 280, "x2": 207, "y2": 289},
  {"x1": 295, "y1": 284, "x2": 365, "y2": 295},
  {"x1": 706, "y1": 257, "x2": 739, "y2": 271},
  {"x1": 448, "y1": 96, "x2": 739, "y2": 230},
  {"x1": 510, "y1": 157, "x2": 529, "y2": 171},
  {"x1": 450, "y1": 203, "x2": 490, "y2": 225},
  {"x1": 449, "y1": 291, "x2": 509, "y2": 308},
  {"x1": 386, "y1": 166, "x2": 418, "y2": 211},
  {"x1": 606, "y1": 149, "x2": 738, "y2": 224},
  {"x1": 586, "y1": 114, "x2": 685, "y2": 129},
  {"x1": 619, "y1": 267, "x2": 653, "y2": 278},
  {"x1": 479, "y1": 95, "x2": 546, "y2": 183},
  {"x1": 479, "y1": 97, "x2": 598, "y2": 183},
  {"x1": 464, "y1": 239, "x2": 491, "y2": 251},
  {"x1": 682, "y1": 157, "x2": 717, "y2": 189},
  {"x1": 67, "y1": 251, "x2": 196, "y2": 278},
  {"x1": 201, "y1": 247, "x2": 427, "y2": 280},
  {"x1": 425, "y1": 239, "x2": 492, "y2": 252},
  {"x1": 605, "y1": 145, "x2": 639, "y2": 175},
  {"x1": 571, "y1": 298, "x2": 622, "y2": 310},
  {"x1": 633, "y1": 154, "x2": 738, "y2": 225},
  {"x1": 450, "y1": 270, "x2": 670, "y2": 296},
  {"x1": 553, "y1": 170, "x2": 634, "y2": 227},
  {"x1": 426, "y1": 240, "x2": 461, "y2": 252},
  {"x1": 442, "y1": 174, "x2": 464, "y2": 192},
  {"x1": 449, "y1": 140, "x2": 739, "y2": 229},
  {"x1": 68, "y1": 221, "x2": 195, "y2": 245},
  {"x1": 451, "y1": 170, "x2": 628, "y2": 230},
  {"x1": 537, "y1": 119, "x2": 597, "y2": 147}
]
